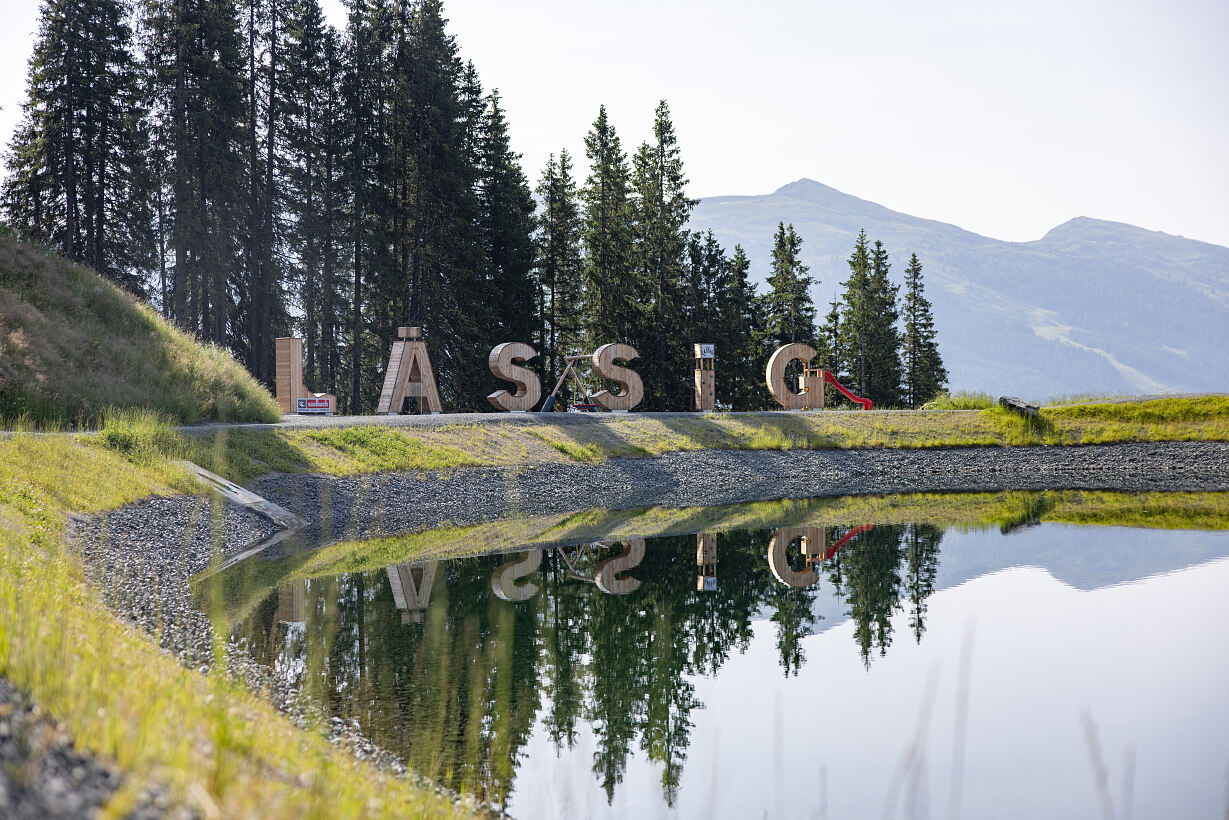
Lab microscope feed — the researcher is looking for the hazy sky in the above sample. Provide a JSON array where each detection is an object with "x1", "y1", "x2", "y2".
[{"x1": 2, "y1": 0, "x2": 1226, "y2": 247}]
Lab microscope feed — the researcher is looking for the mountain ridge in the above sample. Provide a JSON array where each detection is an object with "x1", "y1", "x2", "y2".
[{"x1": 689, "y1": 179, "x2": 1229, "y2": 399}]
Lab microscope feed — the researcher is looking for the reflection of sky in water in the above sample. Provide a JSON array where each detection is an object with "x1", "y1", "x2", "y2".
[
  {"x1": 513, "y1": 552, "x2": 1229, "y2": 819},
  {"x1": 233, "y1": 520, "x2": 1229, "y2": 819}
]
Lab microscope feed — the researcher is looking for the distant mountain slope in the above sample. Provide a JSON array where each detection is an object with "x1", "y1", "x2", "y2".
[
  {"x1": 691, "y1": 179, "x2": 1229, "y2": 399},
  {"x1": 0, "y1": 234, "x2": 279, "y2": 425}
]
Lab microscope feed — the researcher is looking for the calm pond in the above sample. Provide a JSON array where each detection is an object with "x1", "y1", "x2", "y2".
[{"x1": 209, "y1": 492, "x2": 1229, "y2": 818}]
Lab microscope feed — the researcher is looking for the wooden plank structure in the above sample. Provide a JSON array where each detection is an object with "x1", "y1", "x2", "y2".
[
  {"x1": 694, "y1": 343, "x2": 715, "y2": 412},
  {"x1": 487, "y1": 342, "x2": 542, "y2": 412},
  {"x1": 275, "y1": 337, "x2": 336, "y2": 414},
  {"x1": 767, "y1": 526, "x2": 822, "y2": 588},
  {"x1": 377, "y1": 326, "x2": 442, "y2": 414},
  {"x1": 275, "y1": 580, "x2": 306, "y2": 624},
  {"x1": 696, "y1": 532, "x2": 717, "y2": 591}
]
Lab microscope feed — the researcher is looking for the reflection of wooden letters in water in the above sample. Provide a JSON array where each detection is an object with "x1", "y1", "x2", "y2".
[
  {"x1": 765, "y1": 342, "x2": 823, "y2": 410},
  {"x1": 594, "y1": 538, "x2": 646, "y2": 595},
  {"x1": 377, "y1": 326, "x2": 442, "y2": 414},
  {"x1": 590, "y1": 343, "x2": 644, "y2": 411},
  {"x1": 387, "y1": 561, "x2": 439, "y2": 623},
  {"x1": 487, "y1": 342, "x2": 542, "y2": 412},
  {"x1": 768, "y1": 527, "x2": 822, "y2": 588},
  {"x1": 491, "y1": 550, "x2": 543, "y2": 601},
  {"x1": 275, "y1": 579, "x2": 306, "y2": 624},
  {"x1": 696, "y1": 532, "x2": 717, "y2": 591}
]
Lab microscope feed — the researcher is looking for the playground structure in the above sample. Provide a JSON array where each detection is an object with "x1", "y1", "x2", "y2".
[
  {"x1": 768, "y1": 525, "x2": 874, "y2": 588},
  {"x1": 275, "y1": 337, "x2": 335, "y2": 414},
  {"x1": 487, "y1": 342, "x2": 541, "y2": 412},
  {"x1": 541, "y1": 343, "x2": 644, "y2": 413},
  {"x1": 765, "y1": 342, "x2": 872, "y2": 410}
]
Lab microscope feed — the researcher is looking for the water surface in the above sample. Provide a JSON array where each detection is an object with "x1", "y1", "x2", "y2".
[{"x1": 215, "y1": 492, "x2": 1229, "y2": 818}]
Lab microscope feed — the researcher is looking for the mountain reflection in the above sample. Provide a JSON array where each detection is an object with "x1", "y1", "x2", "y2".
[{"x1": 235, "y1": 522, "x2": 944, "y2": 809}]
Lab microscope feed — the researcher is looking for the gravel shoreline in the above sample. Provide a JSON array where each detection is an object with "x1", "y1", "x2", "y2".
[{"x1": 68, "y1": 441, "x2": 1229, "y2": 816}]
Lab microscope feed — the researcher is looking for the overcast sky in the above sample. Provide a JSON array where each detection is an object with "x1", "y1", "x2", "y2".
[{"x1": 2, "y1": 0, "x2": 1226, "y2": 247}]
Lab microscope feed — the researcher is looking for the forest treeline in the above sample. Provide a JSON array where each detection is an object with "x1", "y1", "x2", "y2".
[{"x1": 2, "y1": 0, "x2": 946, "y2": 411}]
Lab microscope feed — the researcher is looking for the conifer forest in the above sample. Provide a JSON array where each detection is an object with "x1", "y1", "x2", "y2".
[{"x1": 2, "y1": 0, "x2": 946, "y2": 412}]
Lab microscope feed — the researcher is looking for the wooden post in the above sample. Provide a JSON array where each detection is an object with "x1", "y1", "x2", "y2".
[
  {"x1": 276, "y1": 337, "x2": 336, "y2": 414},
  {"x1": 377, "y1": 326, "x2": 442, "y2": 414},
  {"x1": 274, "y1": 579, "x2": 306, "y2": 624},
  {"x1": 694, "y1": 343, "x2": 715, "y2": 412},
  {"x1": 696, "y1": 532, "x2": 717, "y2": 591},
  {"x1": 590, "y1": 343, "x2": 644, "y2": 411},
  {"x1": 765, "y1": 342, "x2": 822, "y2": 410},
  {"x1": 487, "y1": 342, "x2": 542, "y2": 412}
]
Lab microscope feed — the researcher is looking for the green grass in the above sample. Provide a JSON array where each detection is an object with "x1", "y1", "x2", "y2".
[
  {"x1": 0, "y1": 234, "x2": 280, "y2": 427},
  {"x1": 0, "y1": 432, "x2": 474, "y2": 819},
  {"x1": 922, "y1": 390, "x2": 997, "y2": 410}
]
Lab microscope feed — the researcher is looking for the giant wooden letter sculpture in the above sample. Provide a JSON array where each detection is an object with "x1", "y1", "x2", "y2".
[
  {"x1": 765, "y1": 343, "x2": 823, "y2": 410},
  {"x1": 491, "y1": 550, "x2": 543, "y2": 601},
  {"x1": 768, "y1": 527, "x2": 822, "y2": 588},
  {"x1": 378, "y1": 326, "x2": 441, "y2": 414},
  {"x1": 694, "y1": 343, "x2": 715, "y2": 411},
  {"x1": 487, "y1": 342, "x2": 542, "y2": 412},
  {"x1": 590, "y1": 343, "x2": 644, "y2": 411},
  {"x1": 275, "y1": 337, "x2": 336, "y2": 414}
]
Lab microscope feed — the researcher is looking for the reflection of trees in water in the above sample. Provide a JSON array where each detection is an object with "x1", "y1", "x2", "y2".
[{"x1": 237, "y1": 522, "x2": 942, "y2": 808}]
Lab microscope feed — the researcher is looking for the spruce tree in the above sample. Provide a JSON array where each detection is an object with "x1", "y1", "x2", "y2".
[
  {"x1": 901, "y1": 252, "x2": 947, "y2": 407},
  {"x1": 716, "y1": 244, "x2": 762, "y2": 410},
  {"x1": 837, "y1": 231, "x2": 903, "y2": 406},
  {"x1": 3, "y1": 0, "x2": 154, "y2": 293},
  {"x1": 761, "y1": 222, "x2": 815, "y2": 347},
  {"x1": 478, "y1": 91, "x2": 537, "y2": 349},
  {"x1": 534, "y1": 150, "x2": 584, "y2": 398},
  {"x1": 631, "y1": 100, "x2": 696, "y2": 410},
  {"x1": 580, "y1": 105, "x2": 637, "y2": 349}
]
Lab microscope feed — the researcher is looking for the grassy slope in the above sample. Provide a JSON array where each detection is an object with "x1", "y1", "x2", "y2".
[
  {"x1": 0, "y1": 234, "x2": 278, "y2": 425},
  {"x1": 184, "y1": 396, "x2": 1229, "y2": 485},
  {"x1": 0, "y1": 433, "x2": 470, "y2": 819}
]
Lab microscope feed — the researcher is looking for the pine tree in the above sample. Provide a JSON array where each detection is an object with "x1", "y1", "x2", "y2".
[
  {"x1": 817, "y1": 298, "x2": 843, "y2": 405},
  {"x1": 534, "y1": 150, "x2": 584, "y2": 398},
  {"x1": 837, "y1": 231, "x2": 903, "y2": 406},
  {"x1": 866, "y1": 240, "x2": 903, "y2": 406},
  {"x1": 580, "y1": 105, "x2": 636, "y2": 350},
  {"x1": 714, "y1": 243, "x2": 762, "y2": 410},
  {"x1": 761, "y1": 222, "x2": 815, "y2": 347},
  {"x1": 631, "y1": 100, "x2": 696, "y2": 410},
  {"x1": 478, "y1": 90, "x2": 537, "y2": 349},
  {"x1": 901, "y1": 252, "x2": 947, "y2": 407},
  {"x1": 3, "y1": 0, "x2": 154, "y2": 293}
]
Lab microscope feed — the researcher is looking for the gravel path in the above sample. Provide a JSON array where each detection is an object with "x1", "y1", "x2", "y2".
[{"x1": 255, "y1": 441, "x2": 1229, "y2": 545}]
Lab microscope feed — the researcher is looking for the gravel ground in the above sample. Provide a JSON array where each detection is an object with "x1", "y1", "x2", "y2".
[
  {"x1": 254, "y1": 441, "x2": 1229, "y2": 545},
  {"x1": 66, "y1": 440, "x2": 1229, "y2": 816},
  {"x1": 0, "y1": 677, "x2": 182, "y2": 819}
]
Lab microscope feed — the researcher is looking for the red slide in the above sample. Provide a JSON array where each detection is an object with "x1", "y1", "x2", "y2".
[
  {"x1": 817, "y1": 524, "x2": 875, "y2": 561},
  {"x1": 821, "y1": 371, "x2": 873, "y2": 410}
]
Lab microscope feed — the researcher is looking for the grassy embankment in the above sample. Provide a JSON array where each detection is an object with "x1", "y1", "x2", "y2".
[
  {"x1": 180, "y1": 394, "x2": 1229, "y2": 485},
  {"x1": 0, "y1": 235, "x2": 469, "y2": 816},
  {"x1": 0, "y1": 233, "x2": 278, "y2": 425}
]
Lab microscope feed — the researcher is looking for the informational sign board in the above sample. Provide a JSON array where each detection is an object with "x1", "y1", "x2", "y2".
[
  {"x1": 699, "y1": 343, "x2": 715, "y2": 359},
  {"x1": 297, "y1": 396, "x2": 333, "y2": 415}
]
